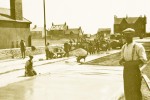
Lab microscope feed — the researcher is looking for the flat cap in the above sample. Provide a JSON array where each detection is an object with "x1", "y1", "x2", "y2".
[{"x1": 122, "y1": 28, "x2": 135, "y2": 33}]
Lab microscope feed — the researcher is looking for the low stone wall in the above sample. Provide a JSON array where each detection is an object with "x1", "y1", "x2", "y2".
[
  {"x1": 0, "y1": 46, "x2": 46, "y2": 59},
  {"x1": 0, "y1": 45, "x2": 65, "y2": 60}
]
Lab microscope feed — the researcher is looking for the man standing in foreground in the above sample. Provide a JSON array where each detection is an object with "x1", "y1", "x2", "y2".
[{"x1": 119, "y1": 28, "x2": 147, "y2": 100}]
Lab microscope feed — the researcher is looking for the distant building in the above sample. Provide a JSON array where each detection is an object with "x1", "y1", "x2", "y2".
[
  {"x1": 114, "y1": 15, "x2": 146, "y2": 37},
  {"x1": 82, "y1": 34, "x2": 96, "y2": 42},
  {"x1": 84, "y1": 34, "x2": 91, "y2": 38},
  {"x1": 48, "y1": 22, "x2": 84, "y2": 39},
  {"x1": 97, "y1": 28, "x2": 111, "y2": 39},
  {"x1": 30, "y1": 25, "x2": 48, "y2": 39},
  {"x1": 0, "y1": 0, "x2": 31, "y2": 49},
  {"x1": 65, "y1": 27, "x2": 83, "y2": 38},
  {"x1": 48, "y1": 22, "x2": 68, "y2": 37}
]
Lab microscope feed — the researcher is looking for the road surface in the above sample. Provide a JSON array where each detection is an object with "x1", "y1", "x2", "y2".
[{"x1": 0, "y1": 59, "x2": 124, "y2": 100}]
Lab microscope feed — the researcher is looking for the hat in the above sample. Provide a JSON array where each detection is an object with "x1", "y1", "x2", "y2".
[
  {"x1": 29, "y1": 55, "x2": 33, "y2": 59},
  {"x1": 122, "y1": 28, "x2": 135, "y2": 33}
]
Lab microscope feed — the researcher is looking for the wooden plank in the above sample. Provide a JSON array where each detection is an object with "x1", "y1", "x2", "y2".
[{"x1": 142, "y1": 74, "x2": 150, "y2": 90}]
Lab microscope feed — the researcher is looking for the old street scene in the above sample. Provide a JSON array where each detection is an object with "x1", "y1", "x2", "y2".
[{"x1": 0, "y1": 0, "x2": 150, "y2": 100}]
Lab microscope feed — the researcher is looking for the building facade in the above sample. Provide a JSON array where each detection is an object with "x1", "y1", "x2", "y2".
[
  {"x1": 48, "y1": 22, "x2": 83, "y2": 39},
  {"x1": 30, "y1": 25, "x2": 48, "y2": 39},
  {"x1": 114, "y1": 15, "x2": 146, "y2": 37},
  {"x1": 65, "y1": 27, "x2": 83, "y2": 38},
  {"x1": 0, "y1": 0, "x2": 31, "y2": 49},
  {"x1": 48, "y1": 22, "x2": 68, "y2": 37},
  {"x1": 97, "y1": 28, "x2": 111, "y2": 40}
]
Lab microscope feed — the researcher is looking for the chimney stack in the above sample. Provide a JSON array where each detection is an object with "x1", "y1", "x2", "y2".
[{"x1": 10, "y1": 0, "x2": 23, "y2": 20}]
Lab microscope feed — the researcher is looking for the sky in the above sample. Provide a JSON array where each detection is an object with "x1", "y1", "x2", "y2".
[{"x1": 0, "y1": 0, "x2": 150, "y2": 34}]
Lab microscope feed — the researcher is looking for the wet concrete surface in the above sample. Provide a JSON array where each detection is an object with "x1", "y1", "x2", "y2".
[
  {"x1": 1, "y1": 39, "x2": 150, "y2": 100},
  {"x1": 0, "y1": 60, "x2": 124, "y2": 100}
]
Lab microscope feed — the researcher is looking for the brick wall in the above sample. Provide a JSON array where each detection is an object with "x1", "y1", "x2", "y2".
[{"x1": 10, "y1": 0, "x2": 23, "y2": 20}]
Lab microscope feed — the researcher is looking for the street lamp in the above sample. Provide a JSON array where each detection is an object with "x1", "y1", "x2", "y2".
[{"x1": 43, "y1": 0, "x2": 47, "y2": 46}]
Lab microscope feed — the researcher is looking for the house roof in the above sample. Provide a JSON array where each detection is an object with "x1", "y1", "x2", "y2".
[
  {"x1": 125, "y1": 17, "x2": 139, "y2": 24},
  {"x1": 50, "y1": 23, "x2": 68, "y2": 30},
  {"x1": 97, "y1": 28, "x2": 111, "y2": 32},
  {"x1": 66, "y1": 28, "x2": 82, "y2": 34},
  {"x1": 114, "y1": 16, "x2": 141, "y2": 24},
  {"x1": 0, "y1": 8, "x2": 31, "y2": 23},
  {"x1": 30, "y1": 27, "x2": 44, "y2": 32},
  {"x1": 30, "y1": 25, "x2": 49, "y2": 31},
  {"x1": 114, "y1": 18, "x2": 123, "y2": 24}
]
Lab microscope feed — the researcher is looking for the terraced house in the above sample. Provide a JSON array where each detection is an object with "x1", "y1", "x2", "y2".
[
  {"x1": 48, "y1": 22, "x2": 68, "y2": 38},
  {"x1": 30, "y1": 25, "x2": 48, "y2": 39},
  {"x1": 0, "y1": 0, "x2": 31, "y2": 49},
  {"x1": 65, "y1": 27, "x2": 83, "y2": 38},
  {"x1": 114, "y1": 15, "x2": 146, "y2": 38},
  {"x1": 97, "y1": 28, "x2": 111, "y2": 39},
  {"x1": 48, "y1": 22, "x2": 83, "y2": 39}
]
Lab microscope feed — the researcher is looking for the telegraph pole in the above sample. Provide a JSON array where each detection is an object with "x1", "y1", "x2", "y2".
[{"x1": 43, "y1": 0, "x2": 47, "y2": 46}]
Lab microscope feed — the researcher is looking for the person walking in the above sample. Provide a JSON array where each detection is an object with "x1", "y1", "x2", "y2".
[
  {"x1": 119, "y1": 28, "x2": 147, "y2": 100},
  {"x1": 25, "y1": 55, "x2": 37, "y2": 76},
  {"x1": 20, "y1": 40, "x2": 26, "y2": 58}
]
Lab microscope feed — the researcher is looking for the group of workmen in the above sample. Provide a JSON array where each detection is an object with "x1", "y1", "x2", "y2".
[{"x1": 23, "y1": 28, "x2": 148, "y2": 100}]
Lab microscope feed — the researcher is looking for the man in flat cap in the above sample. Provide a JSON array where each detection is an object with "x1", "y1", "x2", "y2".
[{"x1": 119, "y1": 28, "x2": 147, "y2": 100}]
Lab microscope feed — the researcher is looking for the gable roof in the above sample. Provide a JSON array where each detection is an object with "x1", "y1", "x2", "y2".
[
  {"x1": 30, "y1": 27, "x2": 45, "y2": 32},
  {"x1": 0, "y1": 8, "x2": 31, "y2": 23},
  {"x1": 50, "y1": 23, "x2": 68, "y2": 30},
  {"x1": 114, "y1": 16, "x2": 142, "y2": 24},
  {"x1": 97, "y1": 28, "x2": 111, "y2": 32},
  {"x1": 66, "y1": 27, "x2": 82, "y2": 35},
  {"x1": 125, "y1": 17, "x2": 139, "y2": 24},
  {"x1": 114, "y1": 18, "x2": 124, "y2": 24}
]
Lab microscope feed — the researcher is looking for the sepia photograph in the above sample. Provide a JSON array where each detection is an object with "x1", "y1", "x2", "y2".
[{"x1": 0, "y1": 0, "x2": 150, "y2": 100}]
